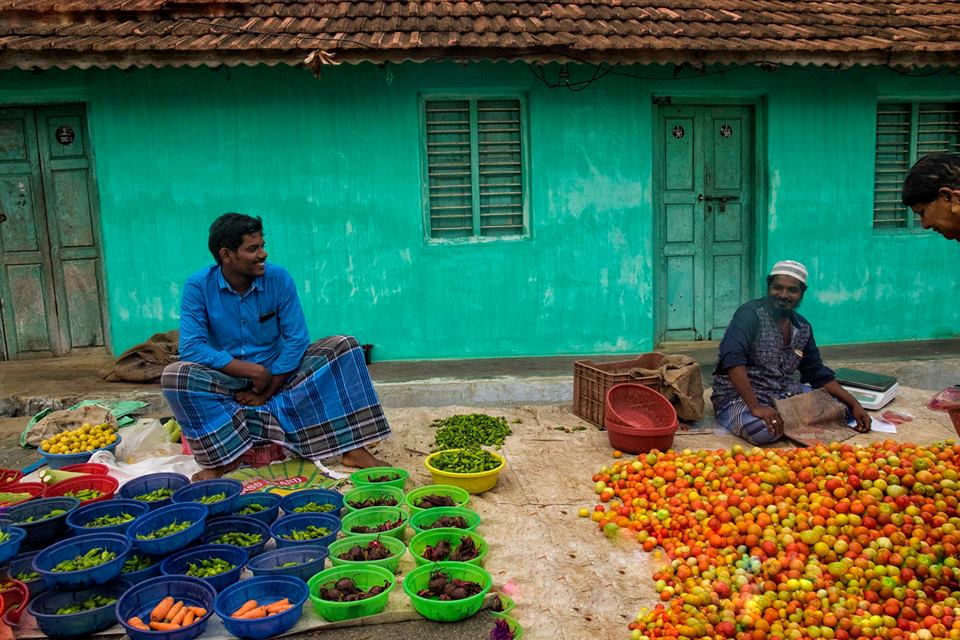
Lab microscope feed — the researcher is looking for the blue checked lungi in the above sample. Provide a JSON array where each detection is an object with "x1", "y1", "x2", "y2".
[{"x1": 161, "y1": 335, "x2": 391, "y2": 469}]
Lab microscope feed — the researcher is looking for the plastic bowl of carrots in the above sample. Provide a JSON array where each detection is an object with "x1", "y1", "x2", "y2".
[
  {"x1": 214, "y1": 575, "x2": 308, "y2": 640},
  {"x1": 116, "y1": 574, "x2": 215, "y2": 640}
]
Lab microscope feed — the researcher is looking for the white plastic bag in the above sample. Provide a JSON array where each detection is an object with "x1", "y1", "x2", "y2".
[{"x1": 85, "y1": 418, "x2": 201, "y2": 486}]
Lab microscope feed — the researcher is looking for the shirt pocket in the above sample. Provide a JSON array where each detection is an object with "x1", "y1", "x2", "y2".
[{"x1": 256, "y1": 310, "x2": 281, "y2": 346}]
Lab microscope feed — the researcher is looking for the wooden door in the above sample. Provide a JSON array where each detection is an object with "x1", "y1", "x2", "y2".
[
  {"x1": 656, "y1": 104, "x2": 754, "y2": 342},
  {"x1": 0, "y1": 105, "x2": 105, "y2": 359}
]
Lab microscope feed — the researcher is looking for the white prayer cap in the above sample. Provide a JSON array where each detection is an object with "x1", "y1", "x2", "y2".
[{"x1": 769, "y1": 260, "x2": 808, "y2": 285}]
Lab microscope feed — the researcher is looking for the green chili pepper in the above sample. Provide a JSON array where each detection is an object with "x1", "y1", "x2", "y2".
[
  {"x1": 51, "y1": 547, "x2": 117, "y2": 572},
  {"x1": 292, "y1": 501, "x2": 335, "y2": 513},
  {"x1": 63, "y1": 489, "x2": 103, "y2": 500},
  {"x1": 431, "y1": 449, "x2": 502, "y2": 473},
  {"x1": 213, "y1": 531, "x2": 263, "y2": 547},
  {"x1": 185, "y1": 557, "x2": 235, "y2": 577},
  {"x1": 56, "y1": 595, "x2": 117, "y2": 615},
  {"x1": 134, "y1": 488, "x2": 174, "y2": 502},
  {"x1": 236, "y1": 503, "x2": 266, "y2": 515},
  {"x1": 196, "y1": 492, "x2": 227, "y2": 505},
  {"x1": 83, "y1": 513, "x2": 134, "y2": 528},
  {"x1": 15, "y1": 508, "x2": 66, "y2": 524},
  {"x1": 136, "y1": 520, "x2": 193, "y2": 540},
  {"x1": 430, "y1": 414, "x2": 512, "y2": 451},
  {"x1": 14, "y1": 569, "x2": 39, "y2": 582},
  {"x1": 281, "y1": 525, "x2": 331, "y2": 541},
  {"x1": 122, "y1": 555, "x2": 154, "y2": 573}
]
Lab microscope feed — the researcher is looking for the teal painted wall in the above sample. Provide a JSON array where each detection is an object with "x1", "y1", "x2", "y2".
[{"x1": 0, "y1": 62, "x2": 957, "y2": 360}]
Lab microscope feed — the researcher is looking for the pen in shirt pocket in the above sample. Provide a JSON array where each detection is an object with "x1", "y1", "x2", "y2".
[{"x1": 259, "y1": 311, "x2": 277, "y2": 323}]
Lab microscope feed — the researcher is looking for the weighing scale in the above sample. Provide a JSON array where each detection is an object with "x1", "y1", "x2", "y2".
[{"x1": 835, "y1": 367, "x2": 898, "y2": 410}]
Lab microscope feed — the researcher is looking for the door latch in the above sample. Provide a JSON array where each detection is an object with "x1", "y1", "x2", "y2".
[{"x1": 699, "y1": 194, "x2": 739, "y2": 212}]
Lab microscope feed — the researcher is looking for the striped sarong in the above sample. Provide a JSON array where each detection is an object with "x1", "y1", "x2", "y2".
[{"x1": 161, "y1": 335, "x2": 391, "y2": 469}]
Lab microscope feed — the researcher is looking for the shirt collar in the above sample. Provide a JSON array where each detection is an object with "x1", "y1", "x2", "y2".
[{"x1": 215, "y1": 266, "x2": 263, "y2": 294}]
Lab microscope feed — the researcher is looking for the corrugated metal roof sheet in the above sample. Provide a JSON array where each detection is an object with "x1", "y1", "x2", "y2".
[{"x1": 1, "y1": 0, "x2": 960, "y2": 70}]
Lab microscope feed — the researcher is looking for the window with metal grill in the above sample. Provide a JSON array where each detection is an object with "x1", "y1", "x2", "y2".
[
  {"x1": 874, "y1": 102, "x2": 960, "y2": 229},
  {"x1": 423, "y1": 98, "x2": 526, "y2": 240}
]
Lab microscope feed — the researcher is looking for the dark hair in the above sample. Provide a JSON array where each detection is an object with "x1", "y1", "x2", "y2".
[
  {"x1": 208, "y1": 213, "x2": 263, "y2": 264},
  {"x1": 902, "y1": 153, "x2": 960, "y2": 206},
  {"x1": 766, "y1": 274, "x2": 807, "y2": 293}
]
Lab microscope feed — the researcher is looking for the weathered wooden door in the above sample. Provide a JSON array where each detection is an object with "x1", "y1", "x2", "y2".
[
  {"x1": 656, "y1": 104, "x2": 754, "y2": 342},
  {"x1": 0, "y1": 105, "x2": 105, "y2": 359}
]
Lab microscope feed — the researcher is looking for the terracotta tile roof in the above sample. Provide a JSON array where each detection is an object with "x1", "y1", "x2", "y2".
[{"x1": 1, "y1": 1, "x2": 960, "y2": 70}]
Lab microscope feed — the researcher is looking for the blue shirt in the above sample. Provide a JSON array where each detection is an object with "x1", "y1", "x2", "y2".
[{"x1": 178, "y1": 263, "x2": 311, "y2": 375}]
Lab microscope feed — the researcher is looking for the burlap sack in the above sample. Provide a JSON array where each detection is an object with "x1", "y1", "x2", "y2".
[
  {"x1": 631, "y1": 354, "x2": 705, "y2": 421},
  {"x1": 106, "y1": 329, "x2": 179, "y2": 383},
  {"x1": 25, "y1": 405, "x2": 119, "y2": 447}
]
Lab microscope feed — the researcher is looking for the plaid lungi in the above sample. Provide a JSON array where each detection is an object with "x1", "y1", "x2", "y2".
[{"x1": 161, "y1": 335, "x2": 391, "y2": 469}]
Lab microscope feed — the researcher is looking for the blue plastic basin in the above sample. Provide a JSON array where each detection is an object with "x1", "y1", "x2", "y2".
[
  {"x1": 245, "y1": 545, "x2": 329, "y2": 583},
  {"x1": 66, "y1": 499, "x2": 149, "y2": 536},
  {"x1": 172, "y1": 479, "x2": 243, "y2": 517},
  {"x1": 116, "y1": 575, "x2": 215, "y2": 640},
  {"x1": 270, "y1": 512, "x2": 341, "y2": 549},
  {"x1": 40, "y1": 435, "x2": 121, "y2": 470},
  {"x1": 280, "y1": 488, "x2": 344, "y2": 517},
  {"x1": 28, "y1": 579, "x2": 128, "y2": 638},
  {"x1": 125, "y1": 502, "x2": 208, "y2": 556},
  {"x1": 214, "y1": 575, "x2": 308, "y2": 640},
  {"x1": 119, "y1": 553, "x2": 163, "y2": 583},
  {"x1": 230, "y1": 492, "x2": 282, "y2": 526},
  {"x1": 200, "y1": 516, "x2": 271, "y2": 558},
  {"x1": 0, "y1": 524, "x2": 26, "y2": 565},
  {"x1": 6, "y1": 550, "x2": 45, "y2": 598},
  {"x1": 118, "y1": 473, "x2": 190, "y2": 511},
  {"x1": 33, "y1": 532, "x2": 131, "y2": 590},
  {"x1": 7, "y1": 497, "x2": 80, "y2": 551},
  {"x1": 160, "y1": 543, "x2": 246, "y2": 592}
]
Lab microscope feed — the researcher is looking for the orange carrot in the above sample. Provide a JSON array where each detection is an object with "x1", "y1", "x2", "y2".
[
  {"x1": 170, "y1": 605, "x2": 188, "y2": 626},
  {"x1": 265, "y1": 598, "x2": 289, "y2": 613},
  {"x1": 127, "y1": 617, "x2": 150, "y2": 631},
  {"x1": 232, "y1": 599, "x2": 259, "y2": 617},
  {"x1": 150, "y1": 596, "x2": 175, "y2": 622},
  {"x1": 268, "y1": 604, "x2": 293, "y2": 615},
  {"x1": 189, "y1": 606, "x2": 207, "y2": 617},
  {"x1": 182, "y1": 610, "x2": 196, "y2": 627},
  {"x1": 149, "y1": 621, "x2": 180, "y2": 631},
  {"x1": 164, "y1": 600, "x2": 184, "y2": 623},
  {"x1": 237, "y1": 606, "x2": 268, "y2": 619}
]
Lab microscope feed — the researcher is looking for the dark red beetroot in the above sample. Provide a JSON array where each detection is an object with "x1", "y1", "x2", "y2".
[
  {"x1": 337, "y1": 539, "x2": 393, "y2": 561},
  {"x1": 417, "y1": 571, "x2": 483, "y2": 601},
  {"x1": 348, "y1": 496, "x2": 399, "y2": 509},
  {"x1": 367, "y1": 474, "x2": 399, "y2": 483},
  {"x1": 421, "y1": 536, "x2": 479, "y2": 562},
  {"x1": 423, "y1": 516, "x2": 469, "y2": 530},
  {"x1": 350, "y1": 518, "x2": 404, "y2": 534},
  {"x1": 414, "y1": 494, "x2": 456, "y2": 509},
  {"x1": 319, "y1": 576, "x2": 389, "y2": 602}
]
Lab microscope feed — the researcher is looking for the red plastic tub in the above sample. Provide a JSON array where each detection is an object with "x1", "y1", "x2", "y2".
[
  {"x1": 605, "y1": 383, "x2": 678, "y2": 431},
  {"x1": 0, "y1": 579, "x2": 27, "y2": 627},
  {"x1": 604, "y1": 416, "x2": 677, "y2": 454},
  {"x1": 59, "y1": 463, "x2": 109, "y2": 476},
  {"x1": 0, "y1": 483, "x2": 45, "y2": 508},
  {"x1": 43, "y1": 474, "x2": 118, "y2": 506},
  {"x1": 0, "y1": 470, "x2": 24, "y2": 489}
]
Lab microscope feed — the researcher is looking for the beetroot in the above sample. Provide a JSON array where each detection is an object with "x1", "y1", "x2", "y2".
[
  {"x1": 423, "y1": 516, "x2": 469, "y2": 530},
  {"x1": 367, "y1": 474, "x2": 399, "y2": 483},
  {"x1": 417, "y1": 570, "x2": 483, "y2": 601},
  {"x1": 421, "y1": 535, "x2": 479, "y2": 562},
  {"x1": 350, "y1": 518, "x2": 404, "y2": 534},
  {"x1": 319, "y1": 576, "x2": 389, "y2": 602},
  {"x1": 348, "y1": 496, "x2": 399, "y2": 509},
  {"x1": 337, "y1": 539, "x2": 393, "y2": 561},
  {"x1": 414, "y1": 494, "x2": 456, "y2": 509}
]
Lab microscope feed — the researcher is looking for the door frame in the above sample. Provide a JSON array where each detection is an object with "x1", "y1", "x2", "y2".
[
  {"x1": 652, "y1": 96, "x2": 769, "y2": 345},
  {"x1": 0, "y1": 101, "x2": 109, "y2": 359}
]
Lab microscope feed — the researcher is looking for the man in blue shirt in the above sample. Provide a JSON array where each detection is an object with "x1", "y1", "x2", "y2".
[
  {"x1": 711, "y1": 260, "x2": 871, "y2": 444},
  {"x1": 162, "y1": 213, "x2": 392, "y2": 480}
]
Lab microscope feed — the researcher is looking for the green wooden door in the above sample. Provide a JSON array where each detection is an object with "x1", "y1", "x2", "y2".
[
  {"x1": 656, "y1": 104, "x2": 754, "y2": 342},
  {"x1": 0, "y1": 105, "x2": 105, "y2": 359}
]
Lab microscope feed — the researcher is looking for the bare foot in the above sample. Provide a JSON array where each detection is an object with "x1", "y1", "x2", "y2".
[
  {"x1": 341, "y1": 447, "x2": 388, "y2": 469},
  {"x1": 191, "y1": 460, "x2": 241, "y2": 482}
]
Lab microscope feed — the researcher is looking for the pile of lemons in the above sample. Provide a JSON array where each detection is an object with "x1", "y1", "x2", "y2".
[{"x1": 40, "y1": 423, "x2": 117, "y2": 455}]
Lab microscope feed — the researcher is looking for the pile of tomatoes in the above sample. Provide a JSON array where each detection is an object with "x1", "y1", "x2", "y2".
[{"x1": 589, "y1": 440, "x2": 960, "y2": 640}]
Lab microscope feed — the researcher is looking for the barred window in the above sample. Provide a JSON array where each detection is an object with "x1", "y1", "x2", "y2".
[
  {"x1": 423, "y1": 98, "x2": 527, "y2": 240},
  {"x1": 874, "y1": 102, "x2": 960, "y2": 229}
]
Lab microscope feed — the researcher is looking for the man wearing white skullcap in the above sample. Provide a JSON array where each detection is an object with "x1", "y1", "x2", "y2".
[{"x1": 711, "y1": 260, "x2": 871, "y2": 444}]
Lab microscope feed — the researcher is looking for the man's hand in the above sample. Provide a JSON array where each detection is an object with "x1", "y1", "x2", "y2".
[
  {"x1": 235, "y1": 388, "x2": 271, "y2": 406},
  {"x1": 750, "y1": 405, "x2": 785, "y2": 437},
  {"x1": 221, "y1": 360, "x2": 272, "y2": 393},
  {"x1": 850, "y1": 404, "x2": 872, "y2": 433}
]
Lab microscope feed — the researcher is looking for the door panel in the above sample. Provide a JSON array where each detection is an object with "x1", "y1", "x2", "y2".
[
  {"x1": 37, "y1": 105, "x2": 106, "y2": 351},
  {"x1": 657, "y1": 104, "x2": 754, "y2": 342},
  {"x1": 0, "y1": 108, "x2": 61, "y2": 358}
]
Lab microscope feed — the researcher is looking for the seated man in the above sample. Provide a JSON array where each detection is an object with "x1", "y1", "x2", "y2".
[
  {"x1": 710, "y1": 260, "x2": 871, "y2": 444},
  {"x1": 162, "y1": 213, "x2": 391, "y2": 480}
]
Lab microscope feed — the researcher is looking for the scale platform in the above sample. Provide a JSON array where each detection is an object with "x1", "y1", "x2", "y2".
[{"x1": 841, "y1": 383, "x2": 899, "y2": 411}]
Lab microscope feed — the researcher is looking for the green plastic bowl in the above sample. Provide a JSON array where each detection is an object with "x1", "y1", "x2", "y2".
[
  {"x1": 349, "y1": 467, "x2": 409, "y2": 491},
  {"x1": 408, "y1": 527, "x2": 488, "y2": 568},
  {"x1": 493, "y1": 591, "x2": 516, "y2": 614},
  {"x1": 307, "y1": 564, "x2": 394, "y2": 622},
  {"x1": 340, "y1": 506, "x2": 408, "y2": 540},
  {"x1": 408, "y1": 507, "x2": 481, "y2": 534},
  {"x1": 342, "y1": 485, "x2": 405, "y2": 515},
  {"x1": 402, "y1": 561, "x2": 492, "y2": 622},
  {"x1": 326, "y1": 535, "x2": 406, "y2": 574},
  {"x1": 403, "y1": 484, "x2": 470, "y2": 515},
  {"x1": 492, "y1": 613, "x2": 524, "y2": 639}
]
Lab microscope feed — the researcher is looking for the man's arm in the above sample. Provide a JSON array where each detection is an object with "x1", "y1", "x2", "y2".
[
  {"x1": 797, "y1": 329, "x2": 871, "y2": 432},
  {"x1": 178, "y1": 279, "x2": 234, "y2": 369},
  {"x1": 821, "y1": 380, "x2": 872, "y2": 432},
  {"x1": 727, "y1": 365, "x2": 783, "y2": 437}
]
